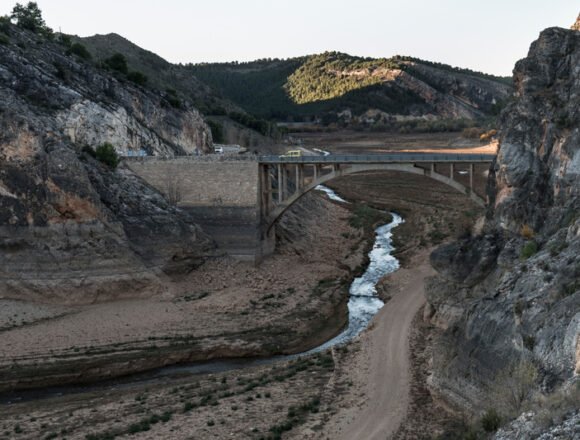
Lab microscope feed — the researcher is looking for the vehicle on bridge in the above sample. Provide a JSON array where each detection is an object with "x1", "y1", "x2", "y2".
[{"x1": 280, "y1": 150, "x2": 302, "y2": 158}]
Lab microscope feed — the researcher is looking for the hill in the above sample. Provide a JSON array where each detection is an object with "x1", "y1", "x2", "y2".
[
  {"x1": 190, "y1": 52, "x2": 513, "y2": 126},
  {"x1": 79, "y1": 33, "x2": 238, "y2": 116},
  {"x1": 80, "y1": 33, "x2": 281, "y2": 145}
]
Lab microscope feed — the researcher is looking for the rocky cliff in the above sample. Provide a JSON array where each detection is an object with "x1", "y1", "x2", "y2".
[
  {"x1": 425, "y1": 20, "x2": 580, "y2": 436},
  {"x1": 1, "y1": 25, "x2": 212, "y2": 156},
  {"x1": 0, "y1": 22, "x2": 214, "y2": 302}
]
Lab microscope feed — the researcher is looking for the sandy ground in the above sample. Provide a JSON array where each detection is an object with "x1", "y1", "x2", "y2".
[
  {"x1": 0, "y1": 193, "x2": 366, "y2": 391},
  {"x1": 292, "y1": 249, "x2": 435, "y2": 440}
]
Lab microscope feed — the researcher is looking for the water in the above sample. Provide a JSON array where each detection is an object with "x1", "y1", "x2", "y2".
[
  {"x1": 303, "y1": 212, "x2": 403, "y2": 354},
  {"x1": 0, "y1": 191, "x2": 403, "y2": 404},
  {"x1": 315, "y1": 185, "x2": 349, "y2": 203}
]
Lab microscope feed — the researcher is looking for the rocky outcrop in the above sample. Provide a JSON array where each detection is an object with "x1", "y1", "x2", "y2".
[
  {"x1": 396, "y1": 63, "x2": 512, "y2": 118},
  {"x1": 0, "y1": 25, "x2": 212, "y2": 156},
  {"x1": 425, "y1": 22, "x2": 580, "y2": 427},
  {"x1": 572, "y1": 14, "x2": 580, "y2": 31},
  {"x1": 0, "y1": 23, "x2": 215, "y2": 302}
]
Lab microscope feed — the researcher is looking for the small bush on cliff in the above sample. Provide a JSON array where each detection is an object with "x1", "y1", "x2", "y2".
[
  {"x1": 164, "y1": 88, "x2": 182, "y2": 109},
  {"x1": 520, "y1": 240, "x2": 538, "y2": 260},
  {"x1": 520, "y1": 224, "x2": 535, "y2": 239},
  {"x1": 95, "y1": 143, "x2": 120, "y2": 169},
  {"x1": 67, "y1": 42, "x2": 92, "y2": 60},
  {"x1": 104, "y1": 53, "x2": 128, "y2": 74},
  {"x1": 57, "y1": 33, "x2": 71, "y2": 47},
  {"x1": 480, "y1": 408, "x2": 502, "y2": 432},
  {"x1": 127, "y1": 71, "x2": 148, "y2": 86}
]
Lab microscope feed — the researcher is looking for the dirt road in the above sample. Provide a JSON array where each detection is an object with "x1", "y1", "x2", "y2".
[{"x1": 315, "y1": 250, "x2": 435, "y2": 440}]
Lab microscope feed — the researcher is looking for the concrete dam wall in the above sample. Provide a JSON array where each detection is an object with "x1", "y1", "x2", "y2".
[{"x1": 125, "y1": 156, "x2": 273, "y2": 262}]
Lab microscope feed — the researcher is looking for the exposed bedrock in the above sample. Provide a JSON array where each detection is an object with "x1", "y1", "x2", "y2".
[{"x1": 425, "y1": 24, "x2": 580, "y2": 417}]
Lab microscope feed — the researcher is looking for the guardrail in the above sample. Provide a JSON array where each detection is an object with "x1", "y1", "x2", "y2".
[{"x1": 258, "y1": 152, "x2": 495, "y2": 164}]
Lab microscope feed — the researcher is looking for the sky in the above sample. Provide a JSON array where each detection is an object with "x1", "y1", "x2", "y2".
[{"x1": 4, "y1": 0, "x2": 579, "y2": 76}]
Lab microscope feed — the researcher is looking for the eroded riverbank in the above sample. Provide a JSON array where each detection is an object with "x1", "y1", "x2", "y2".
[{"x1": 0, "y1": 192, "x2": 363, "y2": 394}]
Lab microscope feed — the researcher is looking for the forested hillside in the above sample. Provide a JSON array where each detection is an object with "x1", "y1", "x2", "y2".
[{"x1": 190, "y1": 52, "x2": 512, "y2": 123}]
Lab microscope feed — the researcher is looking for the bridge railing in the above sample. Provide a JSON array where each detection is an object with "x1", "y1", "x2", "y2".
[{"x1": 258, "y1": 152, "x2": 495, "y2": 164}]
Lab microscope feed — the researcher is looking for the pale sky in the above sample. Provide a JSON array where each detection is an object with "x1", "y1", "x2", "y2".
[{"x1": 4, "y1": 0, "x2": 579, "y2": 75}]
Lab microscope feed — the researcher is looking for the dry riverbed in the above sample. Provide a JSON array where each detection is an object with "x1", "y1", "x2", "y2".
[
  {"x1": 0, "y1": 133, "x2": 487, "y2": 439},
  {"x1": 0, "y1": 193, "x2": 367, "y2": 393}
]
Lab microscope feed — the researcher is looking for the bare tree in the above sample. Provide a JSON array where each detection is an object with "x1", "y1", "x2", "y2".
[
  {"x1": 163, "y1": 167, "x2": 184, "y2": 206},
  {"x1": 490, "y1": 359, "x2": 539, "y2": 415}
]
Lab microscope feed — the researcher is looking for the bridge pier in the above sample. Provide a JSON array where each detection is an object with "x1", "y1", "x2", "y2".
[{"x1": 470, "y1": 163, "x2": 474, "y2": 190}]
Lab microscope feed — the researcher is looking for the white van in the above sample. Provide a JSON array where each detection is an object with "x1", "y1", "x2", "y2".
[{"x1": 214, "y1": 146, "x2": 224, "y2": 154}]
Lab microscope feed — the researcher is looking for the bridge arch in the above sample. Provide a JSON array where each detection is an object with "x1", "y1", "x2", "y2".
[{"x1": 262, "y1": 162, "x2": 486, "y2": 232}]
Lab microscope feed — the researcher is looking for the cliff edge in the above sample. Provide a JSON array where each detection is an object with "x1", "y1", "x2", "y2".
[{"x1": 425, "y1": 21, "x2": 580, "y2": 437}]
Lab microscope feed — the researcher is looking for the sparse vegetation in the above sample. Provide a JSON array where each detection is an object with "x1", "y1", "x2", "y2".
[
  {"x1": 11, "y1": 2, "x2": 52, "y2": 36},
  {"x1": 348, "y1": 204, "x2": 389, "y2": 230},
  {"x1": 520, "y1": 224, "x2": 535, "y2": 239},
  {"x1": 67, "y1": 42, "x2": 92, "y2": 60},
  {"x1": 104, "y1": 53, "x2": 128, "y2": 74},
  {"x1": 480, "y1": 408, "x2": 502, "y2": 432},
  {"x1": 520, "y1": 240, "x2": 538, "y2": 260},
  {"x1": 490, "y1": 360, "x2": 538, "y2": 415},
  {"x1": 95, "y1": 143, "x2": 120, "y2": 168},
  {"x1": 127, "y1": 70, "x2": 148, "y2": 86}
]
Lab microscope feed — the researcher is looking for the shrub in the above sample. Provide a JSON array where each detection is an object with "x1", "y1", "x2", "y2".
[
  {"x1": 0, "y1": 16, "x2": 10, "y2": 34},
  {"x1": 491, "y1": 360, "x2": 538, "y2": 414},
  {"x1": 67, "y1": 42, "x2": 92, "y2": 60},
  {"x1": 520, "y1": 224, "x2": 535, "y2": 239},
  {"x1": 53, "y1": 62, "x2": 67, "y2": 80},
  {"x1": 0, "y1": 33, "x2": 8, "y2": 45},
  {"x1": 104, "y1": 53, "x2": 128, "y2": 74},
  {"x1": 481, "y1": 408, "x2": 502, "y2": 432},
  {"x1": 162, "y1": 88, "x2": 181, "y2": 108},
  {"x1": 95, "y1": 143, "x2": 120, "y2": 168},
  {"x1": 520, "y1": 241, "x2": 538, "y2": 260},
  {"x1": 127, "y1": 71, "x2": 148, "y2": 86},
  {"x1": 57, "y1": 33, "x2": 72, "y2": 47},
  {"x1": 523, "y1": 335, "x2": 536, "y2": 351}
]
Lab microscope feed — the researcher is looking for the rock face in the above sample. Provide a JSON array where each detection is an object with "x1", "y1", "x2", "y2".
[
  {"x1": 394, "y1": 62, "x2": 511, "y2": 119},
  {"x1": 0, "y1": 24, "x2": 214, "y2": 302},
  {"x1": 572, "y1": 14, "x2": 580, "y2": 31},
  {"x1": 425, "y1": 23, "x2": 580, "y2": 422},
  {"x1": 0, "y1": 26, "x2": 212, "y2": 156}
]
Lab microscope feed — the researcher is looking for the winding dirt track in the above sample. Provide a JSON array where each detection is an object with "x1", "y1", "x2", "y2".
[{"x1": 321, "y1": 253, "x2": 434, "y2": 440}]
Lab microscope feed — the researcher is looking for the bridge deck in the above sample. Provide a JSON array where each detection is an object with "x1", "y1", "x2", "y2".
[{"x1": 258, "y1": 152, "x2": 495, "y2": 164}]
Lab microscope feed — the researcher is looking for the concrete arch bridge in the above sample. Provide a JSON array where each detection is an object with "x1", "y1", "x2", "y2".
[
  {"x1": 258, "y1": 152, "x2": 494, "y2": 231},
  {"x1": 126, "y1": 152, "x2": 494, "y2": 263}
]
